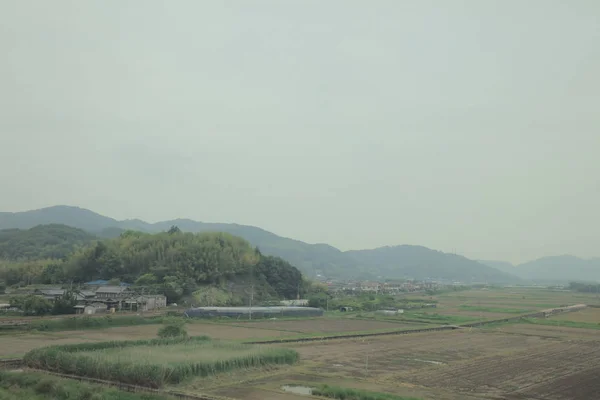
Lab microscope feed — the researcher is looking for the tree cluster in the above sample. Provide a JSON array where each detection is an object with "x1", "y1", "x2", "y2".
[
  {"x1": 0, "y1": 224, "x2": 95, "y2": 261},
  {"x1": 569, "y1": 281, "x2": 600, "y2": 293},
  {"x1": 1, "y1": 229, "x2": 306, "y2": 304}
]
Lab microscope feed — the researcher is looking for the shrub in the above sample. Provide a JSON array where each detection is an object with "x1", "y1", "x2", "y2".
[
  {"x1": 157, "y1": 318, "x2": 187, "y2": 338},
  {"x1": 312, "y1": 384, "x2": 422, "y2": 400}
]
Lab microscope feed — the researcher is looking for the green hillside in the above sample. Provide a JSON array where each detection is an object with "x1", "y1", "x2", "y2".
[
  {"x1": 0, "y1": 206, "x2": 520, "y2": 283},
  {"x1": 0, "y1": 224, "x2": 96, "y2": 260}
]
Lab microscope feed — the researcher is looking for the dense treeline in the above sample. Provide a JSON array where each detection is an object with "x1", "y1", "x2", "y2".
[
  {"x1": 0, "y1": 224, "x2": 95, "y2": 260},
  {"x1": 0, "y1": 229, "x2": 306, "y2": 303},
  {"x1": 569, "y1": 281, "x2": 600, "y2": 293}
]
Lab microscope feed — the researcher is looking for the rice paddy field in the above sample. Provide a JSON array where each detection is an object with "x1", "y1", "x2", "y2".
[{"x1": 5, "y1": 287, "x2": 600, "y2": 399}]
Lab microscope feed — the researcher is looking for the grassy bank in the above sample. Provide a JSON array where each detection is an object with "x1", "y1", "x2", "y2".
[
  {"x1": 312, "y1": 384, "x2": 422, "y2": 400},
  {"x1": 459, "y1": 305, "x2": 533, "y2": 314},
  {"x1": 3, "y1": 315, "x2": 168, "y2": 332},
  {"x1": 24, "y1": 336, "x2": 299, "y2": 388},
  {"x1": 0, "y1": 371, "x2": 173, "y2": 400},
  {"x1": 521, "y1": 318, "x2": 600, "y2": 330}
]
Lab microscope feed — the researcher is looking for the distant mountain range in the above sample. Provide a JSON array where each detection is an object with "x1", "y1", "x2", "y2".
[
  {"x1": 479, "y1": 256, "x2": 600, "y2": 283},
  {"x1": 2, "y1": 205, "x2": 590, "y2": 284}
]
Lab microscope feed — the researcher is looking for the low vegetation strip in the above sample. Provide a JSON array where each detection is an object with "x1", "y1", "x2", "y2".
[
  {"x1": 24, "y1": 336, "x2": 299, "y2": 388},
  {"x1": 247, "y1": 325, "x2": 459, "y2": 344},
  {"x1": 25, "y1": 315, "x2": 166, "y2": 332},
  {"x1": 459, "y1": 305, "x2": 533, "y2": 314},
  {"x1": 312, "y1": 384, "x2": 422, "y2": 400},
  {"x1": 520, "y1": 318, "x2": 600, "y2": 330},
  {"x1": 0, "y1": 370, "x2": 174, "y2": 400}
]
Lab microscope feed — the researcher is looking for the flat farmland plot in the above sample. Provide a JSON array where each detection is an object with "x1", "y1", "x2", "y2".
[
  {"x1": 509, "y1": 364, "x2": 600, "y2": 400},
  {"x1": 406, "y1": 340, "x2": 600, "y2": 398},
  {"x1": 552, "y1": 307, "x2": 600, "y2": 323},
  {"x1": 282, "y1": 330, "x2": 556, "y2": 379}
]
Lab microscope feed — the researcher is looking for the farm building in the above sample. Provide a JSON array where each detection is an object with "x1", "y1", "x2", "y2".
[
  {"x1": 376, "y1": 309, "x2": 404, "y2": 316},
  {"x1": 280, "y1": 299, "x2": 309, "y2": 306},
  {"x1": 184, "y1": 306, "x2": 323, "y2": 319},
  {"x1": 94, "y1": 286, "x2": 130, "y2": 299}
]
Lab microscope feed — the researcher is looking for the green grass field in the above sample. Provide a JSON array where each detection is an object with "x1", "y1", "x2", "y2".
[
  {"x1": 79, "y1": 340, "x2": 269, "y2": 365},
  {"x1": 24, "y1": 336, "x2": 299, "y2": 388}
]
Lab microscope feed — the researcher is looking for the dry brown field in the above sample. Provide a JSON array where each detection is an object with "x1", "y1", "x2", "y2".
[
  {"x1": 191, "y1": 326, "x2": 600, "y2": 400},
  {"x1": 552, "y1": 307, "x2": 600, "y2": 323}
]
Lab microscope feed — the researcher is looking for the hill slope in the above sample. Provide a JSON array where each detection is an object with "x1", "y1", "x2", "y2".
[
  {"x1": 0, "y1": 206, "x2": 519, "y2": 283},
  {"x1": 477, "y1": 260, "x2": 517, "y2": 275},
  {"x1": 0, "y1": 224, "x2": 97, "y2": 260},
  {"x1": 348, "y1": 246, "x2": 518, "y2": 283},
  {"x1": 515, "y1": 255, "x2": 600, "y2": 282}
]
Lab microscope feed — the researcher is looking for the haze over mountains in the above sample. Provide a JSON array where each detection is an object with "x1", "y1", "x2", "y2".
[
  {"x1": 479, "y1": 257, "x2": 600, "y2": 283},
  {"x1": 1, "y1": 206, "x2": 597, "y2": 283}
]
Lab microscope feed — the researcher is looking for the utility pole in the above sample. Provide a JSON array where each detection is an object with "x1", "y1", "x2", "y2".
[
  {"x1": 249, "y1": 283, "x2": 254, "y2": 320},
  {"x1": 248, "y1": 261, "x2": 254, "y2": 320}
]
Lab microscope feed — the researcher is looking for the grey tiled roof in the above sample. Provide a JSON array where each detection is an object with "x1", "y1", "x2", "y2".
[{"x1": 95, "y1": 286, "x2": 129, "y2": 294}]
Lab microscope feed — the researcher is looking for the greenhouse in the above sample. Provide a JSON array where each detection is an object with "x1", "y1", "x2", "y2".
[{"x1": 183, "y1": 306, "x2": 323, "y2": 319}]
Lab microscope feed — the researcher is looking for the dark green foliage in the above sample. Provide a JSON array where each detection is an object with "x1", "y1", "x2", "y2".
[
  {"x1": 24, "y1": 336, "x2": 298, "y2": 388},
  {"x1": 9, "y1": 294, "x2": 52, "y2": 316},
  {"x1": 157, "y1": 318, "x2": 187, "y2": 338},
  {"x1": 63, "y1": 231, "x2": 303, "y2": 302},
  {"x1": 51, "y1": 290, "x2": 77, "y2": 315},
  {"x1": 0, "y1": 224, "x2": 96, "y2": 261},
  {"x1": 255, "y1": 256, "x2": 305, "y2": 299},
  {"x1": 569, "y1": 281, "x2": 600, "y2": 293},
  {"x1": 0, "y1": 259, "x2": 64, "y2": 287},
  {"x1": 308, "y1": 293, "x2": 331, "y2": 309},
  {"x1": 312, "y1": 384, "x2": 422, "y2": 400}
]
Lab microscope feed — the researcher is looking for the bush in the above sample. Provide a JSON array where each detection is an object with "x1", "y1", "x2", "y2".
[
  {"x1": 0, "y1": 370, "x2": 174, "y2": 400},
  {"x1": 313, "y1": 384, "x2": 421, "y2": 400},
  {"x1": 157, "y1": 318, "x2": 187, "y2": 338}
]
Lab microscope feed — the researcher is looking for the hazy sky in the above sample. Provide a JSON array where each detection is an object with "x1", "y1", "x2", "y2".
[{"x1": 1, "y1": 1, "x2": 599, "y2": 263}]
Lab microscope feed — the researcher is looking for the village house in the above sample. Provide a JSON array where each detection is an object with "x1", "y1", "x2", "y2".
[{"x1": 94, "y1": 286, "x2": 130, "y2": 299}]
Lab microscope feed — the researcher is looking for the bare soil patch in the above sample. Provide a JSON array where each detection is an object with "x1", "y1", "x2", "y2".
[
  {"x1": 281, "y1": 330, "x2": 555, "y2": 380},
  {"x1": 493, "y1": 323, "x2": 600, "y2": 340},
  {"x1": 404, "y1": 340, "x2": 600, "y2": 399},
  {"x1": 552, "y1": 307, "x2": 600, "y2": 323}
]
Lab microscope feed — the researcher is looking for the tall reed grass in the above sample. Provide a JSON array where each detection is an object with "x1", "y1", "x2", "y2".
[
  {"x1": 24, "y1": 336, "x2": 298, "y2": 388},
  {"x1": 0, "y1": 370, "x2": 173, "y2": 400}
]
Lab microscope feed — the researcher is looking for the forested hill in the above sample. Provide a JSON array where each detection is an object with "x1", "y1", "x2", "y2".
[
  {"x1": 0, "y1": 224, "x2": 96, "y2": 260},
  {"x1": 0, "y1": 230, "x2": 305, "y2": 303},
  {"x1": 0, "y1": 205, "x2": 518, "y2": 283}
]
